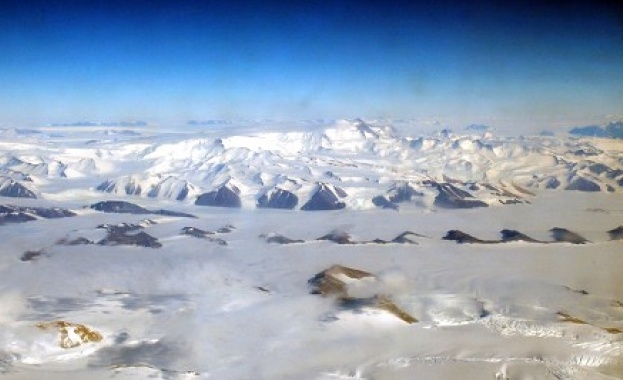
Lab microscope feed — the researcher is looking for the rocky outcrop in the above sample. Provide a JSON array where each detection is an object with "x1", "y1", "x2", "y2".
[
  {"x1": 97, "y1": 179, "x2": 142, "y2": 195},
  {"x1": 262, "y1": 230, "x2": 424, "y2": 245},
  {"x1": 96, "y1": 222, "x2": 161, "y2": 248},
  {"x1": 195, "y1": 184, "x2": 241, "y2": 208},
  {"x1": 500, "y1": 229, "x2": 542, "y2": 243},
  {"x1": 180, "y1": 226, "x2": 214, "y2": 238},
  {"x1": 388, "y1": 182, "x2": 422, "y2": 203},
  {"x1": 371, "y1": 196, "x2": 398, "y2": 210},
  {"x1": 565, "y1": 177, "x2": 601, "y2": 192},
  {"x1": 569, "y1": 121, "x2": 623, "y2": 139},
  {"x1": 56, "y1": 237, "x2": 94, "y2": 246},
  {"x1": 262, "y1": 233, "x2": 305, "y2": 244},
  {"x1": 317, "y1": 230, "x2": 354, "y2": 244},
  {"x1": 608, "y1": 226, "x2": 623, "y2": 240},
  {"x1": 0, "y1": 205, "x2": 76, "y2": 225},
  {"x1": 444, "y1": 229, "x2": 540, "y2": 244},
  {"x1": 370, "y1": 231, "x2": 423, "y2": 245},
  {"x1": 431, "y1": 182, "x2": 488, "y2": 209},
  {"x1": 301, "y1": 183, "x2": 346, "y2": 211},
  {"x1": 443, "y1": 230, "x2": 492, "y2": 244},
  {"x1": 97, "y1": 175, "x2": 196, "y2": 201},
  {"x1": 0, "y1": 177, "x2": 36, "y2": 198},
  {"x1": 151, "y1": 209, "x2": 197, "y2": 218},
  {"x1": 36, "y1": 321, "x2": 103, "y2": 349},
  {"x1": 27, "y1": 207, "x2": 76, "y2": 218},
  {"x1": 0, "y1": 212, "x2": 37, "y2": 225},
  {"x1": 146, "y1": 177, "x2": 193, "y2": 200},
  {"x1": 308, "y1": 265, "x2": 375, "y2": 298},
  {"x1": 257, "y1": 188, "x2": 298, "y2": 209},
  {"x1": 545, "y1": 177, "x2": 561, "y2": 189},
  {"x1": 90, "y1": 201, "x2": 150, "y2": 214},
  {"x1": 308, "y1": 265, "x2": 417, "y2": 324},
  {"x1": 217, "y1": 225, "x2": 235, "y2": 233},
  {"x1": 97, "y1": 222, "x2": 150, "y2": 233},
  {"x1": 372, "y1": 182, "x2": 422, "y2": 210},
  {"x1": 21, "y1": 249, "x2": 45, "y2": 262},
  {"x1": 90, "y1": 201, "x2": 196, "y2": 218},
  {"x1": 180, "y1": 227, "x2": 227, "y2": 245},
  {"x1": 550, "y1": 228, "x2": 589, "y2": 244},
  {"x1": 98, "y1": 230, "x2": 162, "y2": 248}
]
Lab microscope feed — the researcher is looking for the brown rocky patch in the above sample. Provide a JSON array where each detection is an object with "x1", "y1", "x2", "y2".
[{"x1": 36, "y1": 321, "x2": 103, "y2": 349}]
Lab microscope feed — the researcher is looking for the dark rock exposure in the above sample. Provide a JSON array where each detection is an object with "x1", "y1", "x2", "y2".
[
  {"x1": 90, "y1": 201, "x2": 150, "y2": 214},
  {"x1": 151, "y1": 209, "x2": 197, "y2": 218},
  {"x1": 431, "y1": 182, "x2": 488, "y2": 209},
  {"x1": 263, "y1": 230, "x2": 424, "y2": 245},
  {"x1": 180, "y1": 226, "x2": 214, "y2": 238},
  {"x1": 0, "y1": 178, "x2": 36, "y2": 198},
  {"x1": 98, "y1": 231, "x2": 162, "y2": 248},
  {"x1": 0, "y1": 211, "x2": 36, "y2": 225},
  {"x1": 371, "y1": 196, "x2": 398, "y2": 210},
  {"x1": 589, "y1": 163, "x2": 611, "y2": 175},
  {"x1": 262, "y1": 233, "x2": 305, "y2": 245},
  {"x1": 56, "y1": 237, "x2": 94, "y2": 246},
  {"x1": 96, "y1": 221, "x2": 161, "y2": 248},
  {"x1": 388, "y1": 183, "x2": 423, "y2": 203},
  {"x1": 148, "y1": 182, "x2": 190, "y2": 201},
  {"x1": 565, "y1": 177, "x2": 601, "y2": 192},
  {"x1": 26, "y1": 207, "x2": 76, "y2": 219},
  {"x1": 550, "y1": 228, "x2": 589, "y2": 244},
  {"x1": 370, "y1": 231, "x2": 424, "y2": 245},
  {"x1": 500, "y1": 229, "x2": 542, "y2": 243},
  {"x1": 545, "y1": 177, "x2": 561, "y2": 189},
  {"x1": 308, "y1": 265, "x2": 417, "y2": 324},
  {"x1": 21, "y1": 249, "x2": 45, "y2": 262},
  {"x1": 97, "y1": 222, "x2": 146, "y2": 234},
  {"x1": 317, "y1": 230, "x2": 354, "y2": 244},
  {"x1": 195, "y1": 184, "x2": 241, "y2": 208},
  {"x1": 445, "y1": 229, "x2": 566, "y2": 244},
  {"x1": 257, "y1": 188, "x2": 298, "y2": 209},
  {"x1": 97, "y1": 180, "x2": 142, "y2": 195},
  {"x1": 372, "y1": 182, "x2": 422, "y2": 210},
  {"x1": 301, "y1": 183, "x2": 346, "y2": 211},
  {"x1": 607, "y1": 226, "x2": 623, "y2": 241},
  {"x1": 308, "y1": 265, "x2": 375, "y2": 298},
  {"x1": 90, "y1": 201, "x2": 196, "y2": 218},
  {"x1": 443, "y1": 230, "x2": 492, "y2": 244},
  {"x1": 570, "y1": 121, "x2": 623, "y2": 139},
  {"x1": 180, "y1": 227, "x2": 227, "y2": 245},
  {"x1": 217, "y1": 224, "x2": 235, "y2": 233},
  {"x1": 0, "y1": 205, "x2": 76, "y2": 225}
]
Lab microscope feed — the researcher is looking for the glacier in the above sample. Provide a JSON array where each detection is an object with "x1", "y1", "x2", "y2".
[{"x1": 0, "y1": 120, "x2": 621, "y2": 379}]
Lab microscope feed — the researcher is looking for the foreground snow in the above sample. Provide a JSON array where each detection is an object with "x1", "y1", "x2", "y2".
[
  {"x1": 0, "y1": 191, "x2": 621, "y2": 379},
  {"x1": 0, "y1": 122, "x2": 621, "y2": 379}
]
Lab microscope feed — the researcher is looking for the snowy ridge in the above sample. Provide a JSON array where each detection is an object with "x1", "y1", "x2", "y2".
[
  {"x1": 0, "y1": 125, "x2": 621, "y2": 379},
  {"x1": 96, "y1": 174, "x2": 199, "y2": 201},
  {"x1": 0, "y1": 120, "x2": 620, "y2": 209}
]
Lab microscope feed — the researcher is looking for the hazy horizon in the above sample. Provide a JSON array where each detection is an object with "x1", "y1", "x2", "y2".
[{"x1": 1, "y1": 1, "x2": 622, "y2": 131}]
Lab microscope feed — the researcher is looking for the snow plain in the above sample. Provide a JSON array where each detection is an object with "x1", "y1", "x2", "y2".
[{"x1": 0, "y1": 120, "x2": 622, "y2": 379}]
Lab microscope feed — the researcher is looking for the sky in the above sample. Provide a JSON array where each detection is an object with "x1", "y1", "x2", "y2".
[{"x1": 0, "y1": 0, "x2": 622, "y2": 130}]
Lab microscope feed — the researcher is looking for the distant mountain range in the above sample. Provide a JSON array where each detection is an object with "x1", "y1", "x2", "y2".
[
  {"x1": 569, "y1": 121, "x2": 623, "y2": 139},
  {"x1": 50, "y1": 121, "x2": 148, "y2": 127},
  {"x1": 0, "y1": 119, "x2": 621, "y2": 210}
]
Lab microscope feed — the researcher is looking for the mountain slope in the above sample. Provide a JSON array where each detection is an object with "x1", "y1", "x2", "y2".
[{"x1": 0, "y1": 120, "x2": 620, "y2": 209}]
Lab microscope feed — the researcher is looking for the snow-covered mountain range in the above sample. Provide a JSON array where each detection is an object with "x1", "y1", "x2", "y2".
[
  {"x1": 1, "y1": 120, "x2": 621, "y2": 210},
  {"x1": 1, "y1": 120, "x2": 622, "y2": 379}
]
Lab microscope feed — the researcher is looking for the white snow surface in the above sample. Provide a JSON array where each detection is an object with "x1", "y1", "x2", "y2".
[
  {"x1": 0, "y1": 119, "x2": 620, "y2": 206},
  {"x1": 0, "y1": 121, "x2": 621, "y2": 379}
]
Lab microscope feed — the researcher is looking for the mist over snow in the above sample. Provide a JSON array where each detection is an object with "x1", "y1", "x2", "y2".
[{"x1": 0, "y1": 120, "x2": 621, "y2": 379}]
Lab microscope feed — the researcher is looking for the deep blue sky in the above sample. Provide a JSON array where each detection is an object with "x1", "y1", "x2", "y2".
[{"x1": 0, "y1": 0, "x2": 622, "y2": 129}]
